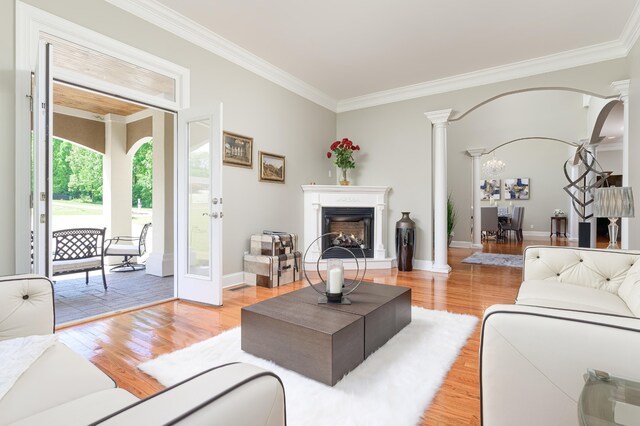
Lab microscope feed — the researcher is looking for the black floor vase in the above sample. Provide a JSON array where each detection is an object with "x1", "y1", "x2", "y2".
[{"x1": 396, "y1": 212, "x2": 416, "y2": 271}]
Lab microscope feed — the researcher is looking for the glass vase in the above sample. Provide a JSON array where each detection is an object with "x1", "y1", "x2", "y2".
[{"x1": 339, "y1": 168, "x2": 350, "y2": 186}]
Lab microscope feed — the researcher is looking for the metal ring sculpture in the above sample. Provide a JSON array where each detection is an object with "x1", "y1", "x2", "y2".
[{"x1": 302, "y1": 232, "x2": 367, "y2": 298}]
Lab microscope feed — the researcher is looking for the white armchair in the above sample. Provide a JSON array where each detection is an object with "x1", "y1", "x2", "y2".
[{"x1": 0, "y1": 274, "x2": 286, "y2": 426}]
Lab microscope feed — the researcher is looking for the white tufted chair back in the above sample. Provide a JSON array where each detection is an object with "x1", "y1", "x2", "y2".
[
  {"x1": 0, "y1": 274, "x2": 54, "y2": 341},
  {"x1": 524, "y1": 246, "x2": 640, "y2": 294}
]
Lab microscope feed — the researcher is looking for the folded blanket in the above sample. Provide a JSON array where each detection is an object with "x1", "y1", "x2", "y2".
[{"x1": 0, "y1": 334, "x2": 57, "y2": 401}]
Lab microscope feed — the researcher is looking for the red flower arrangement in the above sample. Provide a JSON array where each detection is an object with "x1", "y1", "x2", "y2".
[{"x1": 327, "y1": 138, "x2": 360, "y2": 184}]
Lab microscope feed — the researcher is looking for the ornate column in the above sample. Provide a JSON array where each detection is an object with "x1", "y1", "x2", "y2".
[
  {"x1": 611, "y1": 80, "x2": 630, "y2": 249},
  {"x1": 467, "y1": 148, "x2": 487, "y2": 248},
  {"x1": 425, "y1": 109, "x2": 452, "y2": 273}
]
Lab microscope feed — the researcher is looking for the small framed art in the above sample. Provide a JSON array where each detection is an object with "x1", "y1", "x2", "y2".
[
  {"x1": 259, "y1": 151, "x2": 285, "y2": 183},
  {"x1": 223, "y1": 131, "x2": 252, "y2": 168}
]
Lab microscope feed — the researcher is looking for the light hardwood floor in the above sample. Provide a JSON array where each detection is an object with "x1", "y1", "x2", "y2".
[{"x1": 56, "y1": 238, "x2": 574, "y2": 425}]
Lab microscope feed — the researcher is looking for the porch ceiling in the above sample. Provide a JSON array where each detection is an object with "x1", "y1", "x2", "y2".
[{"x1": 54, "y1": 83, "x2": 147, "y2": 116}]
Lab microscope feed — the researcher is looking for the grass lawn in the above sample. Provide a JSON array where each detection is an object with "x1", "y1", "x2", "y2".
[
  {"x1": 53, "y1": 200, "x2": 152, "y2": 223},
  {"x1": 53, "y1": 200, "x2": 103, "y2": 215}
]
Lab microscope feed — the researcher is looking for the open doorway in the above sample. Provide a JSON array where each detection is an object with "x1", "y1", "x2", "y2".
[
  {"x1": 592, "y1": 101, "x2": 624, "y2": 246},
  {"x1": 50, "y1": 82, "x2": 175, "y2": 325}
]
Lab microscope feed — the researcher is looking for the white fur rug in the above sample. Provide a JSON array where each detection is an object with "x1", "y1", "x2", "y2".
[{"x1": 139, "y1": 307, "x2": 478, "y2": 426}]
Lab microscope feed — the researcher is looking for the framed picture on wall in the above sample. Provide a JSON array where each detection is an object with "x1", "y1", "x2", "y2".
[
  {"x1": 480, "y1": 179, "x2": 501, "y2": 200},
  {"x1": 259, "y1": 151, "x2": 285, "y2": 183},
  {"x1": 223, "y1": 131, "x2": 253, "y2": 168},
  {"x1": 504, "y1": 178, "x2": 530, "y2": 200}
]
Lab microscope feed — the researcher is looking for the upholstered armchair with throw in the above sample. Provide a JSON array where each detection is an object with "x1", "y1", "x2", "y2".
[{"x1": 0, "y1": 274, "x2": 286, "y2": 426}]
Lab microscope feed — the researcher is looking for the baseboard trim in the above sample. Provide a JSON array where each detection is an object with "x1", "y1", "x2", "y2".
[
  {"x1": 412, "y1": 258, "x2": 451, "y2": 274},
  {"x1": 522, "y1": 230, "x2": 570, "y2": 239},
  {"x1": 223, "y1": 272, "x2": 245, "y2": 288},
  {"x1": 450, "y1": 240, "x2": 473, "y2": 248},
  {"x1": 412, "y1": 259, "x2": 433, "y2": 271}
]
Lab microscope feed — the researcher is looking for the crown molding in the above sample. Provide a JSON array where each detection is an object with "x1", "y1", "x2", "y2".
[
  {"x1": 105, "y1": 0, "x2": 338, "y2": 112},
  {"x1": 107, "y1": 0, "x2": 640, "y2": 115},
  {"x1": 620, "y1": 0, "x2": 640, "y2": 52},
  {"x1": 337, "y1": 40, "x2": 628, "y2": 112}
]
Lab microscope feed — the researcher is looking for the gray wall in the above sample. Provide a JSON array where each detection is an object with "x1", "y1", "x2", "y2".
[
  {"x1": 597, "y1": 150, "x2": 623, "y2": 175},
  {"x1": 0, "y1": 0, "x2": 16, "y2": 274},
  {"x1": 447, "y1": 90, "x2": 585, "y2": 241},
  {"x1": 338, "y1": 60, "x2": 628, "y2": 262},
  {"x1": 2, "y1": 1, "x2": 638, "y2": 276},
  {"x1": 627, "y1": 40, "x2": 640, "y2": 249},
  {"x1": 8, "y1": 0, "x2": 336, "y2": 276}
]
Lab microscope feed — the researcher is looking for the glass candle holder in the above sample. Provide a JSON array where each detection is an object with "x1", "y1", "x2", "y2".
[{"x1": 326, "y1": 259, "x2": 344, "y2": 295}]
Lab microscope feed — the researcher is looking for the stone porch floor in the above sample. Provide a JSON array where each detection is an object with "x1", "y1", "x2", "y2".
[{"x1": 53, "y1": 270, "x2": 174, "y2": 325}]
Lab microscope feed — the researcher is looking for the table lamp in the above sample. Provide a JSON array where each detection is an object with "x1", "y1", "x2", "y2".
[{"x1": 593, "y1": 187, "x2": 634, "y2": 249}]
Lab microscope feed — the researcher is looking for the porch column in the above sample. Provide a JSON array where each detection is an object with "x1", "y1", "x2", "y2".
[
  {"x1": 611, "y1": 80, "x2": 631, "y2": 249},
  {"x1": 467, "y1": 148, "x2": 486, "y2": 248},
  {"x1": 425, "y1": 109, "x2": 452, "y2": 274},
  {"x1": 103, "y1": 114, "x2": 132, "y2": 264},
  {"x1": 146, "y1": 111, "x2": 174, "y2": 277}
]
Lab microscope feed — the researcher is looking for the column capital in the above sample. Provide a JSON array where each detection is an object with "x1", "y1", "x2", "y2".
[
  {"x1": 611, "y1": 80, "x2": 630, "y2": 101},
  {"x1": 467, "y1": 148, "x2": 487, "y2": 157},
  {"x1": 424, "y1": 108, "x2": 452, "y2": 125}
]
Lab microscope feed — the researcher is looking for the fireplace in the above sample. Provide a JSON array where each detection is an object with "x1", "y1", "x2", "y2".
[
  {"x1": 321, "y1": 207, "x2": 374, "y2": 258},
  {"x1": 302, "y1": 185, "x2": 392, "y2": 269}
]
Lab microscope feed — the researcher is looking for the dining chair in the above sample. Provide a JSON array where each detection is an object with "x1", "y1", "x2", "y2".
[
  {"x1": 501, "y1": 206, "x2": 524, "y2": 242},
  {"x1": 481, "y1": 206, "x2": 501, "y2": 242}
]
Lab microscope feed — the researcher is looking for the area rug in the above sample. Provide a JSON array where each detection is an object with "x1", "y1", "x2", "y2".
[
  {"x1": 138, "y1": 307, "x2": 478, "y2": 426},
  {"x1": 462, "y1": 252, "x2": 523, "y2": 268}
]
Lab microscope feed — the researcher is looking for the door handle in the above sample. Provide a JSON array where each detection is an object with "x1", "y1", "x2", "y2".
[{"x1": 219, "y1": 212, "x2": 224, "y2": 218}]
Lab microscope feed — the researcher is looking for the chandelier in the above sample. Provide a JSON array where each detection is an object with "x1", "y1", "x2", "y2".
[{"x1": 482, "y1": 152, "x2": 506, "y2": 177}]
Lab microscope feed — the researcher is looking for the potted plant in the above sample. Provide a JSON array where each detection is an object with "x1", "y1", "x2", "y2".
[
  {"x1": 447, "y1": 193, "x2": 457, "y2": 246},
  {"x1": 327, "y1": 138, "x2": 360, "y2": 185}
]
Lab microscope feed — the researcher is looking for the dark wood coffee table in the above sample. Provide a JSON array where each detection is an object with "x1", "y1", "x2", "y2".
[{"x1": 241, "y1": 282, "x2": 411, "y2": 386}]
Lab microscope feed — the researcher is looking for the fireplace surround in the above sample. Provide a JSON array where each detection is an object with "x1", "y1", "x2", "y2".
[{"x1": 302, "y1": 185, "x2": 392, "y2": 269}]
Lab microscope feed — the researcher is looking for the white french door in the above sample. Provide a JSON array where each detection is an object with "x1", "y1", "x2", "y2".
[
  {"x1": 33, "y1": 40, "x2": 53, "y2": 276},
  {"x1": 177, "y1": 105, "x2": 224, "y2": 306}
]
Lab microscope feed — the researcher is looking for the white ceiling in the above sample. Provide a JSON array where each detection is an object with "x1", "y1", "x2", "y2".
[{"x1": 154, "y1": 0, "x2": 638, "y2": 102}]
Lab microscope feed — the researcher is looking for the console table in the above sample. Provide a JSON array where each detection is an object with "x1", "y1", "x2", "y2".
[{"x1": 550, "y1": 216, "x2": 567, "y2": 238}]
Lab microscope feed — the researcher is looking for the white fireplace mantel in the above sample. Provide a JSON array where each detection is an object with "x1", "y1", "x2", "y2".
[{"x1": 301, "y1": 185, "x2": 394, "y2": 269}]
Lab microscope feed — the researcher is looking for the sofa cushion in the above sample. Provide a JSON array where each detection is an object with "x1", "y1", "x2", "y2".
[
  {"x1": 618, "y1": 260, "x2": 640, "y2": 316},
  {"x1": 8, "y1": 388, "x2": 138, "y2": 426},
  {"x1": 52, "y1": 257, "x2": 102, "y2": 274},
  {"x1": 516, "y1": 280, "x2": 634, "y2": 316},
  {"x1": 0, "y1": 342, "x2": 116, "y2": 425},
  {"x1": 524, "y1": 247, "x2": 640, "y2": 294}
]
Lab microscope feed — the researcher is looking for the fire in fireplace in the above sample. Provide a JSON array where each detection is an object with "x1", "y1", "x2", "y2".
[{"x1": 322, "y1": 207, "x2": 374, "y2": 258}]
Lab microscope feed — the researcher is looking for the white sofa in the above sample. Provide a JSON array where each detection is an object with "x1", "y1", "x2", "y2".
[
  {"x1": 481, "y1": 246, "x2": 640, "y2": 426},
  {"x1": 0, "y1": 274, "x2": 286, "y2": 426}
]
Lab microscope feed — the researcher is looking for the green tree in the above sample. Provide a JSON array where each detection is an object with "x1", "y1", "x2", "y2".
[
  {"x1": 67, "y1": 144, "x2": 103, "y2": 203},
  {"x1": 132, "y1": 140, "x2": 153, "y2": 208},
  {"x1": 52, "y1": 138, "x2": 72, "y2": 199}
]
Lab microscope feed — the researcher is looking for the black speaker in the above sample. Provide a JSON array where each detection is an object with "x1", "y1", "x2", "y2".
[{"x1": 578, "y1": 222, "x2": 591, "y2": 248}]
